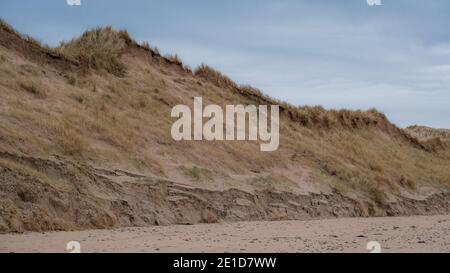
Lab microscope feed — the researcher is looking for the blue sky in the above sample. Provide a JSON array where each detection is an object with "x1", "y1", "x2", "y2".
[{"x1": 1, "y1": 0, "x2": 450, "y2": 128}]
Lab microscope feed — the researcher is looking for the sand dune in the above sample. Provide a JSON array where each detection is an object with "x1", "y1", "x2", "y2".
[{"x1": 1, "y1": 20, "x2": 450, "y2": 235}]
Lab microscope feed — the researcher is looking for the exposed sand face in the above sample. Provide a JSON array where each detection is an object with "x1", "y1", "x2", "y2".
[{"x1": 0, "y1": 215, "x2": 449, "y2": 253}]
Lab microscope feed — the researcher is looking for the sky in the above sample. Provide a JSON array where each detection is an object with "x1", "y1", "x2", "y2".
[{"x1": 1, "y1": 0, "x2": 449, "y2": 128}]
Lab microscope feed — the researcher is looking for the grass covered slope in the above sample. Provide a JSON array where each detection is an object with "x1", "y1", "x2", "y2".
[{"x1": 0, "y1": 20, "x2": 449, "y2": 232}]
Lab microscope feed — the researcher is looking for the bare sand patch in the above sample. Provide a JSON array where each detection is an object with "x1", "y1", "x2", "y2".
[{"x1": 1, "y1": 215, "x2": 449, "y2": 253}]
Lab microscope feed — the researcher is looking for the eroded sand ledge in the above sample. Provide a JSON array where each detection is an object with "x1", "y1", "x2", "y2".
[
  {"x1": 2, "y1": 151, "x2": 449, "y2": 233},
  {"x1": 1, "y1": 215, "x2": 449, "y2": 253}
]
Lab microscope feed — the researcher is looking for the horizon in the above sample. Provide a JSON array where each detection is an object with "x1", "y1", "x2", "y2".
[{"x1": 1, "y1": 0, "x2": 449, "y2": 128}]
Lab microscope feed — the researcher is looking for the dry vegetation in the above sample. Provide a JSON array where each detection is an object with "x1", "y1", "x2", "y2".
[
  {"x1": 405, "y1": 125, "x2": 450, "y2": 141},
  {"x1": 19, "y1": 79, "x2": 48, "y2": 99},
  {"x1": 0, "y1": 19, "x2": 49, "y2": 50},
  {"x1": 57, "y1": 27, "x2": 132, "y2": 76},
  {"x1": 0, "y1": 20, "x2": 449, "y2": 232}
]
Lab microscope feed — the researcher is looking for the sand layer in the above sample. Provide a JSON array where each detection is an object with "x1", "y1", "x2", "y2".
[{"x1": 1, "y1": 215, "x2": 449, "y2": 253}]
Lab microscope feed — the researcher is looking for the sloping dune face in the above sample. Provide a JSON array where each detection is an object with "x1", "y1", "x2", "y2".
[{"x1": 0, "y1": 20, "x2": 449, "y2": 232}]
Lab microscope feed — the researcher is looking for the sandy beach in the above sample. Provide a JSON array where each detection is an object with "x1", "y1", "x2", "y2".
[{"x1": 1, "y1": 215, "x2": 449, "y2": 253}]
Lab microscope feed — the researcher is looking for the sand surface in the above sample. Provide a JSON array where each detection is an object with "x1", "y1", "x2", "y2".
[{"x1": 0, "y1": 215, "x2": 449, "y2": 253}]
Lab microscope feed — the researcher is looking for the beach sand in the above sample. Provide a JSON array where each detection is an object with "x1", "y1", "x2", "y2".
[{"x1": 1, "y1": 215, "x2": 449, "y2": 253}]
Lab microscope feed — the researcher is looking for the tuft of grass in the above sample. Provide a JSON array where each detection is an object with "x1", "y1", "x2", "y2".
[
  {"x1": 17, "y1": 187, "x2": 37, "y2": 203},
  {"x1": 19, "y1": 80, "x2": 47, "y2": 99},
  {"x1": 54, "y1": 126, "x2": 90, "y2": 157},
  {"x1": 239, "y1": 85, "x2": 264, "y2": 99},
  {"x1": 180, "y1": 165, "x2": 213, "y2": 182},
  {"x1": 163, "y1": 54, "x2": 192, "y2": 74},
  {"x1": 57, "y1": 26, "x2": 131, "y2": 76},
  {"x1": 140, "y1": 41, "x2": 160, "y2": 56},
  {"x1": 194, "y1": 64, "x2": 238, "y2": 89},
  {"x1": 190, "y1": 166, "x2": 201, "y2": 181},
  {"x1": 165, "y1": 54, "x2": 182, "y2": 65}
]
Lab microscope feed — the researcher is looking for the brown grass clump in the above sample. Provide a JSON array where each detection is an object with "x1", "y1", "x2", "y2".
[
  {"x1": 194, "y1": 64, "x2": 239, "y2": 89},
  {"x1": 57, "y1": 26, "x2": 131, "y2": 76},
  {"x1": 179, "y1": 165, "x2": 213, "y2": 182},
  {"x1": 19, "y1": 79, "x2": 47, "y2": 99},
  {"x1": 194, "y1": 64, "x2": 263, "y2": 98},
  {"x1": 238, "y1": 85, "x2": 269, "y2": 102},
  {"x1": 165, "y1": 54, "x2": 182, "y2": 65},
  {"x1": 164, "y1": 54, "x2": 192, "y2": 73},
  {"x1": 54, "y1": 125, "x2": 90, "y2": 157},
  {"x1": 140, "y1": 41, "x2": 161, "y2": 56}
]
